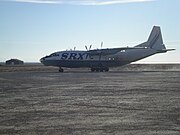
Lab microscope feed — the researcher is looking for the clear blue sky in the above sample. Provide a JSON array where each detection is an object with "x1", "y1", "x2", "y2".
[{"x1": 0, "y1": 0, "x2": 179, "y2": 63}]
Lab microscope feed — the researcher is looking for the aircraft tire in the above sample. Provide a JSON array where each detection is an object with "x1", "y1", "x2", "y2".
[
  {"x1": 95, "y1": 69, "x2": 99, "y2": 72},
  {"x1": 59, "y1": 68, "x2": 64, "y2": 72},
  {"x1": 104, "y1": 67, "x2": 109, "y2": 72},
  {"x1": 100, "y1": 68, "x2": 104, "y2": 72},
  {"x1": 95, "y1": 68, "x2": 100, "y2": 72},
  {"x1": 91, "y1": 68, "x2": 95, "y2": 72}
]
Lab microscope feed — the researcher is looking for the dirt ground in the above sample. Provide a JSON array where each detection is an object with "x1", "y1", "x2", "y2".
[{"x1": 0, "y1": 65, "x2": 180, "y2": 135}]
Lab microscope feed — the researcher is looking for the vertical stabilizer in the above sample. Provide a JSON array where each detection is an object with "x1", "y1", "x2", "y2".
[
  {"x1": 135, "y1": 26, "x2": 166, "y2": 50},
  {"x1": 147, "y1": 26, "x2": 166, "y2": 50}
]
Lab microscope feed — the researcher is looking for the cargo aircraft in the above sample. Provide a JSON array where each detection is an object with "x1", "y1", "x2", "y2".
[{"x1": 40, "y1": 26, "x2": 174, "y2": 72}]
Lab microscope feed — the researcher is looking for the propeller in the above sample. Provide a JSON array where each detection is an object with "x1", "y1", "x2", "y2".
[
  {"x1": 85, "y1": 45, "x2": 88, "y2": 51},
  {"x1": 85, "y1": 44, "x2": 92, "y2": 59},
  {"x1": 101, "y1": 41, "x2": 103, "y2": 49},
  {"x1": 85, "y1": 45, "x2": 92, "y2": 51},
  {"x1": 89, "y1": 44, "x2": 92, "y2": 50}
]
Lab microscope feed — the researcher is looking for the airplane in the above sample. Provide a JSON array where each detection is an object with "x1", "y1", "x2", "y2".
[{"x1": 40, "y1": 26, "x2": 175, "y2": 72}]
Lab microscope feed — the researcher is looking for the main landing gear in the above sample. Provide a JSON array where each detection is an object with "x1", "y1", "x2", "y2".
[
  {"x1": 59, "y1": 67, "x2": 64, "y2": 72},
  {"x1": 58, "y1": 67, "x2": 109, "y2": 72},
  {"x1": 91, "y1": 67, "x2": 109, "y2": 72}
]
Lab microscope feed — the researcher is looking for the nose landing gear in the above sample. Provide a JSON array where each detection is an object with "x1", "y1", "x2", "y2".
[{"x1": 59, "y1": 67, "x2": 64, "y2": 72}]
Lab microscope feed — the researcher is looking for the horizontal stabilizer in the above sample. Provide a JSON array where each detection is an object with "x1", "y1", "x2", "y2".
[{"x1": 157, "y1": 48, "x2": 175, "y2": 53}]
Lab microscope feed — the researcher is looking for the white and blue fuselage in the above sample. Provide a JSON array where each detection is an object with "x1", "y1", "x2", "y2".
[{"x1": 40, "y1": 26, "x2": 174, "y2": 72}]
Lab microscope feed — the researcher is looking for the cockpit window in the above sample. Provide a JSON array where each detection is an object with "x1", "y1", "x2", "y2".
[{"x1": 50, "y1": 53, "x2": 59, "y2": 57}]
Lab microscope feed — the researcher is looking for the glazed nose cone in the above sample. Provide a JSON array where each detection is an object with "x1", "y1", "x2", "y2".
[{"x1": 40, "y1": 57, "x2": 45, "y2": 63}]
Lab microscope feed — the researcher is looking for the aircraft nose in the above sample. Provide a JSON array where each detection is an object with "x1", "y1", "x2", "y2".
[{"x1": 40, "y1": 57, "x2": 45, "y2": 63}]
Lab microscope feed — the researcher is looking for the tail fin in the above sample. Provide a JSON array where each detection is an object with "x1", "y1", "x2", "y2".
[
  {"x1": 135, "y1": 26, "x2": 166, "y2": 50},
  {"x1": 147, "y1": 26, "x2": 166, "y2": 50}
]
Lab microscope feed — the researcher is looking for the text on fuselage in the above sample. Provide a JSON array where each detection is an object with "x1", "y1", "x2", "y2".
[{"x1": 61, "y1": 53, "x2": 90, "y2": 60}]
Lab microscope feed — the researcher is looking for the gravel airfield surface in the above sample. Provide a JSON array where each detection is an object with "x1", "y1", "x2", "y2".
[{"x1": 0, "y1": 65, "x2": 180, "y2": 135}]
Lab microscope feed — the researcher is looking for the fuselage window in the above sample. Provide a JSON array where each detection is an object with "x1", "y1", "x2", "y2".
[
  {"x1": 120, "y1": 50, "x2": 126, "y2": 52},
  {"x1": 109, "y1": 58, "x2": 115, "y2": 60}
]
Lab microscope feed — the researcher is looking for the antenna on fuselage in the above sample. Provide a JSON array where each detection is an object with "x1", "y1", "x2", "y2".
[{"x1": 74, "y1": 47, "x2": 76, "y2": 51}]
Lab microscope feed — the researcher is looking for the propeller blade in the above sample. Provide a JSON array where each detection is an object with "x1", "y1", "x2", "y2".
[
  {"x1": 85, "y1": 46, "x2": 88, "y2": 51},
  {"x1": 101, "y1": 42, "x2": 103, "y2": 49},
  {"x1": 89, "y1": 45, "x2": 92, "y2": 50}
]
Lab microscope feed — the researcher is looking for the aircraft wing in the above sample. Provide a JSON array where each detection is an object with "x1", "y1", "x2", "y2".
[{"x1": 87, "y1": 47, "x2": 145, "y2": 56}]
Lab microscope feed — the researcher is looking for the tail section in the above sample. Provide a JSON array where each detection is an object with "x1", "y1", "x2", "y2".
[
  {"x1": 135, "y1": 26, "x2": 166, "y2": 51},
  {"x1": 147, "y1": 26, "x2": 166, "y2": 50}
]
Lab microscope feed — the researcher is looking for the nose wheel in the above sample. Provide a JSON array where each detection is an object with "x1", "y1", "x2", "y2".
[{"x1": 59, "y1": 67, "x2": 64, "y2": 72}]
